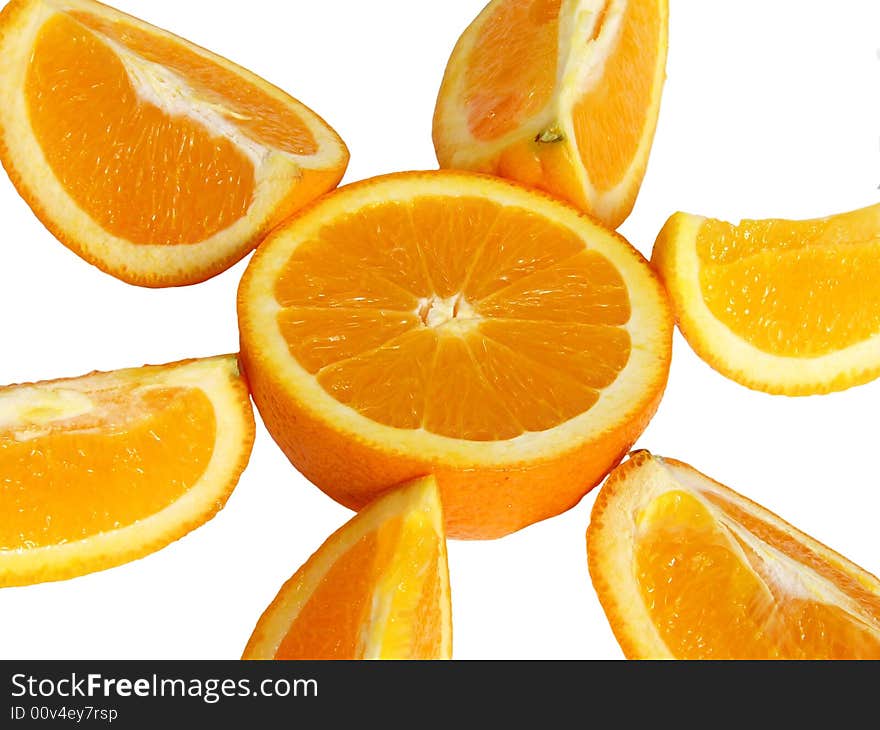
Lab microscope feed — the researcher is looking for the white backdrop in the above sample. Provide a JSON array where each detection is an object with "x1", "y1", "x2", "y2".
[{"x1": 1, "y1": 0, "x2": 878, "y2": 660}]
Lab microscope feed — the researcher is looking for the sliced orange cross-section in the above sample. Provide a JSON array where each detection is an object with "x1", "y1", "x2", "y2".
[
  {"x1": 243, "y1": 475, "x2": 451, "y2": 660},
  {"x1": 238, "y1": 171, "x2": 673, "y2": 539},
  {"x1": 0, "y1": 355, "x2": 255, "y2": 587},
  {"x1": 433, "y1": 0, "x2": 668, "y2": 229},
  {"x1": 0, "y1": 0, "x2": 348, "y2": 287},
  {"x1": 588, "y1": 451, "x2": 880, "y2": 659},
  {"x1": 652, "y1": 203, "x2": 880, "y2": 395}
]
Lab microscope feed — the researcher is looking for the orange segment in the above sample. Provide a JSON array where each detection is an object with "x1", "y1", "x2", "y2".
[
  {"x1": 0, "y1": 356, "x2": 255, "y2": 587},
  {"x1": 652, "y1": 203, "x2": 880, "y2": 394},
  {"x1": 410, "y1": 196, "x2": 502, "y2": 298},
  {"x1": 275, "y1": 531, "x2": 384, "y2": 660},
  {"x1": 242, "y1": 476, "x2": 452, "y2": 660},
  {"x1": 475, "y1": 250, "x2": 632, "y2": 324},
  {"x1": 0, "y1": 0, "x2": 348, "y2": 286},
  {"x1": 434, "y1": 0, "x2": 668, "y2": 229},
  {"x1": 238, "y1": 170, "x2": 672, "y2": 538},
  {"x1": 26, "y1": 14, "x2": 255, "y2": 247},
  {"x1": 695, "y1": 215, "x2": 880, "y2": 358},
  {"x1": 479, "y1": 320, "x2": 630, "y2": 390},
  {"x1": 68, "y1": 11, "x2": 319, "y2": 156},
  {"x1": 461, "y1": 208, "x2": 584, "y2": 301},
  {"x1": 275, "y1": 239, "x2": 421, "y2": 311},
  {"x1": 588, "y1": 452, "x2": 880, "y2": 659},
  {"x1": 318, "y1": 203, "x2": 434, "y2": 297}
]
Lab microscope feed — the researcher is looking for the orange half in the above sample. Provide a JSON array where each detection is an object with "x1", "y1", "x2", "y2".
[
  {"x1": 0, "y1": 0, "x2": 348, "y2": 286},
  {"x1": 0, "y1": 355, "x2": 255, "y2": 586},
  {"x1": 238, "y1": 170, "x2": 672, "y2": 539},
  {"x1": 433, "y1": 0, "x2": 668, "y2": 229},
  {"x1": 588, "y1": 451, "x2": 880, "y2": 659},
  {"x1": 243, "y1": 476, "x2": 451, "y2": 660}
]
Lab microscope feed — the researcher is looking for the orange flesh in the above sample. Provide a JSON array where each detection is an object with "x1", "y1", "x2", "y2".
[
  {"x1": 695, "y1": 206, "x2": 880, "y2": 357},
  {"x1": 465, "y1": 0, "x2": 562, "y2": 141},
  {"x1": 274, "y1": 514, "x2": 442, "y2": 659},
  {"x1": 572, "y1": 0, "x2": 662, "y2": 192},
  {"x1": 25, "y1": 13, "x2": 255, "y2": 246},
  {"x1": 0, "y1": 387, "x2": 214, "y2": 549},
  {"x1": 273, "y1": 196, "x2": 632, "y2": 440},
  {"x1": 634, "y1": 490, "x2": 880, "y2": 659}
]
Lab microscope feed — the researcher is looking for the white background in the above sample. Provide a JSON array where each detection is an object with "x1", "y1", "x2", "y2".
[{"x1": 1, "y1": 0, "x2": 879, "y2": 660}]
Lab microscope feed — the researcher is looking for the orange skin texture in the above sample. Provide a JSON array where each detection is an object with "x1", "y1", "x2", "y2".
[
  {"x1": 0, "y1": 0, "x2": 349, "y2": 288},
  {"x1": 432, "y1": 0, "x2": 669, "y2": 231},
  {"x1": 652, "y1": 208, "x2": 880, "y2": 396},
  {"x1": 0, "y1": 136, "x2": 346, "y2": 288},
  {"x1": 455, "y1": 136, "x2": 644, "y2": 232},
  {"x1": 493, "y1": 138, "x2": 591, "y2": 218}
]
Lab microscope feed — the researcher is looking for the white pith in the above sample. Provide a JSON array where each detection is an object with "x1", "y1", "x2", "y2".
[
  {"x1": 0, "y1": 0, "x2": 347, "y2": 282},
  {"x1": 592, "y1": 454, "x2": 880, "y2": 657},
  {"x1": 0, "y1": 355, "x2": 253, "y2": 587},
  {"x1": 240, "y1": 173, "x2": 672, "y2": 466},
  {"x1": 435, "y1": 0, "x2": 667, "y2": 225},
  {"x1": 243, "y1": 476, "x2": 452, "y2": 660},
  {"x1": 417, "y1": 293, "x2": 480, "y2": 334}
]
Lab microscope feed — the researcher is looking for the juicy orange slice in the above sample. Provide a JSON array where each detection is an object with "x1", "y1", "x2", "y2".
[
  {"x1": 243, "y1": 476, "x2": 451, "y2": 660},
  {"x1": 0, "y1": 355, "x2": 254, "y2": 586},
  {"x1": 588, "y1": 451, "x2": 880, "y2": 659},
  {"x1": 652, "y1": 203, "x2": 880, "y2": 395},
  {"x1": 238, "y1": 170, "x2": 672, "y2": 539},
  {"x1": 0, "y1": 0, "x2": 348, "y2": 287},
  {"x1": 433, "y1": 0, "x2": 668, "y2": 229}
]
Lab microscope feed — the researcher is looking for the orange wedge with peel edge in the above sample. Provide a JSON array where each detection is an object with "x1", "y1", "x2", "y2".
[
  {"x1": 0, "y1": 355, "x2": 254, "y2": 587},
  {"x1": 433, "y1": 0, "x2": 668, "y2": 229},
  {"x1": 652, "y1": 203, "x2": 880, "y2": 395},
  {"x1": 237, "y1": 170, "x2": 673, "y2": 539},
  {"x1": 243, "y1": 475, "x2": 451, "y2": 660},
  {"x1": 588, "y1": 451, "x2": 880, "y2": 659},
  {"x1": 0, "y1": 0, "x2": 348, "y2": 287}
]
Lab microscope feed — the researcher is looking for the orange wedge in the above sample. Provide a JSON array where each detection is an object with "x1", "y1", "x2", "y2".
[
  {"x1": 652, "y1": 203, "x2": 880, "y2": 395},
  {"x1": 433, "y1": 0, "x2": 668, "y2": 229},
  {"x1": 588, "y1": 451, "x2": 880, "y2": 659},
  {"x1": 0, "y1": 355, "x2": 254, "y2": 587},
  {"x1": 238, "y1": 170, "x2": 673, "y2": 539},
  {"x1": 243, "y1": 475, "x2": 451, "y2": 660},
  {"x1": 0, "y1": 0, "x2": 348, "y2": 287}
]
